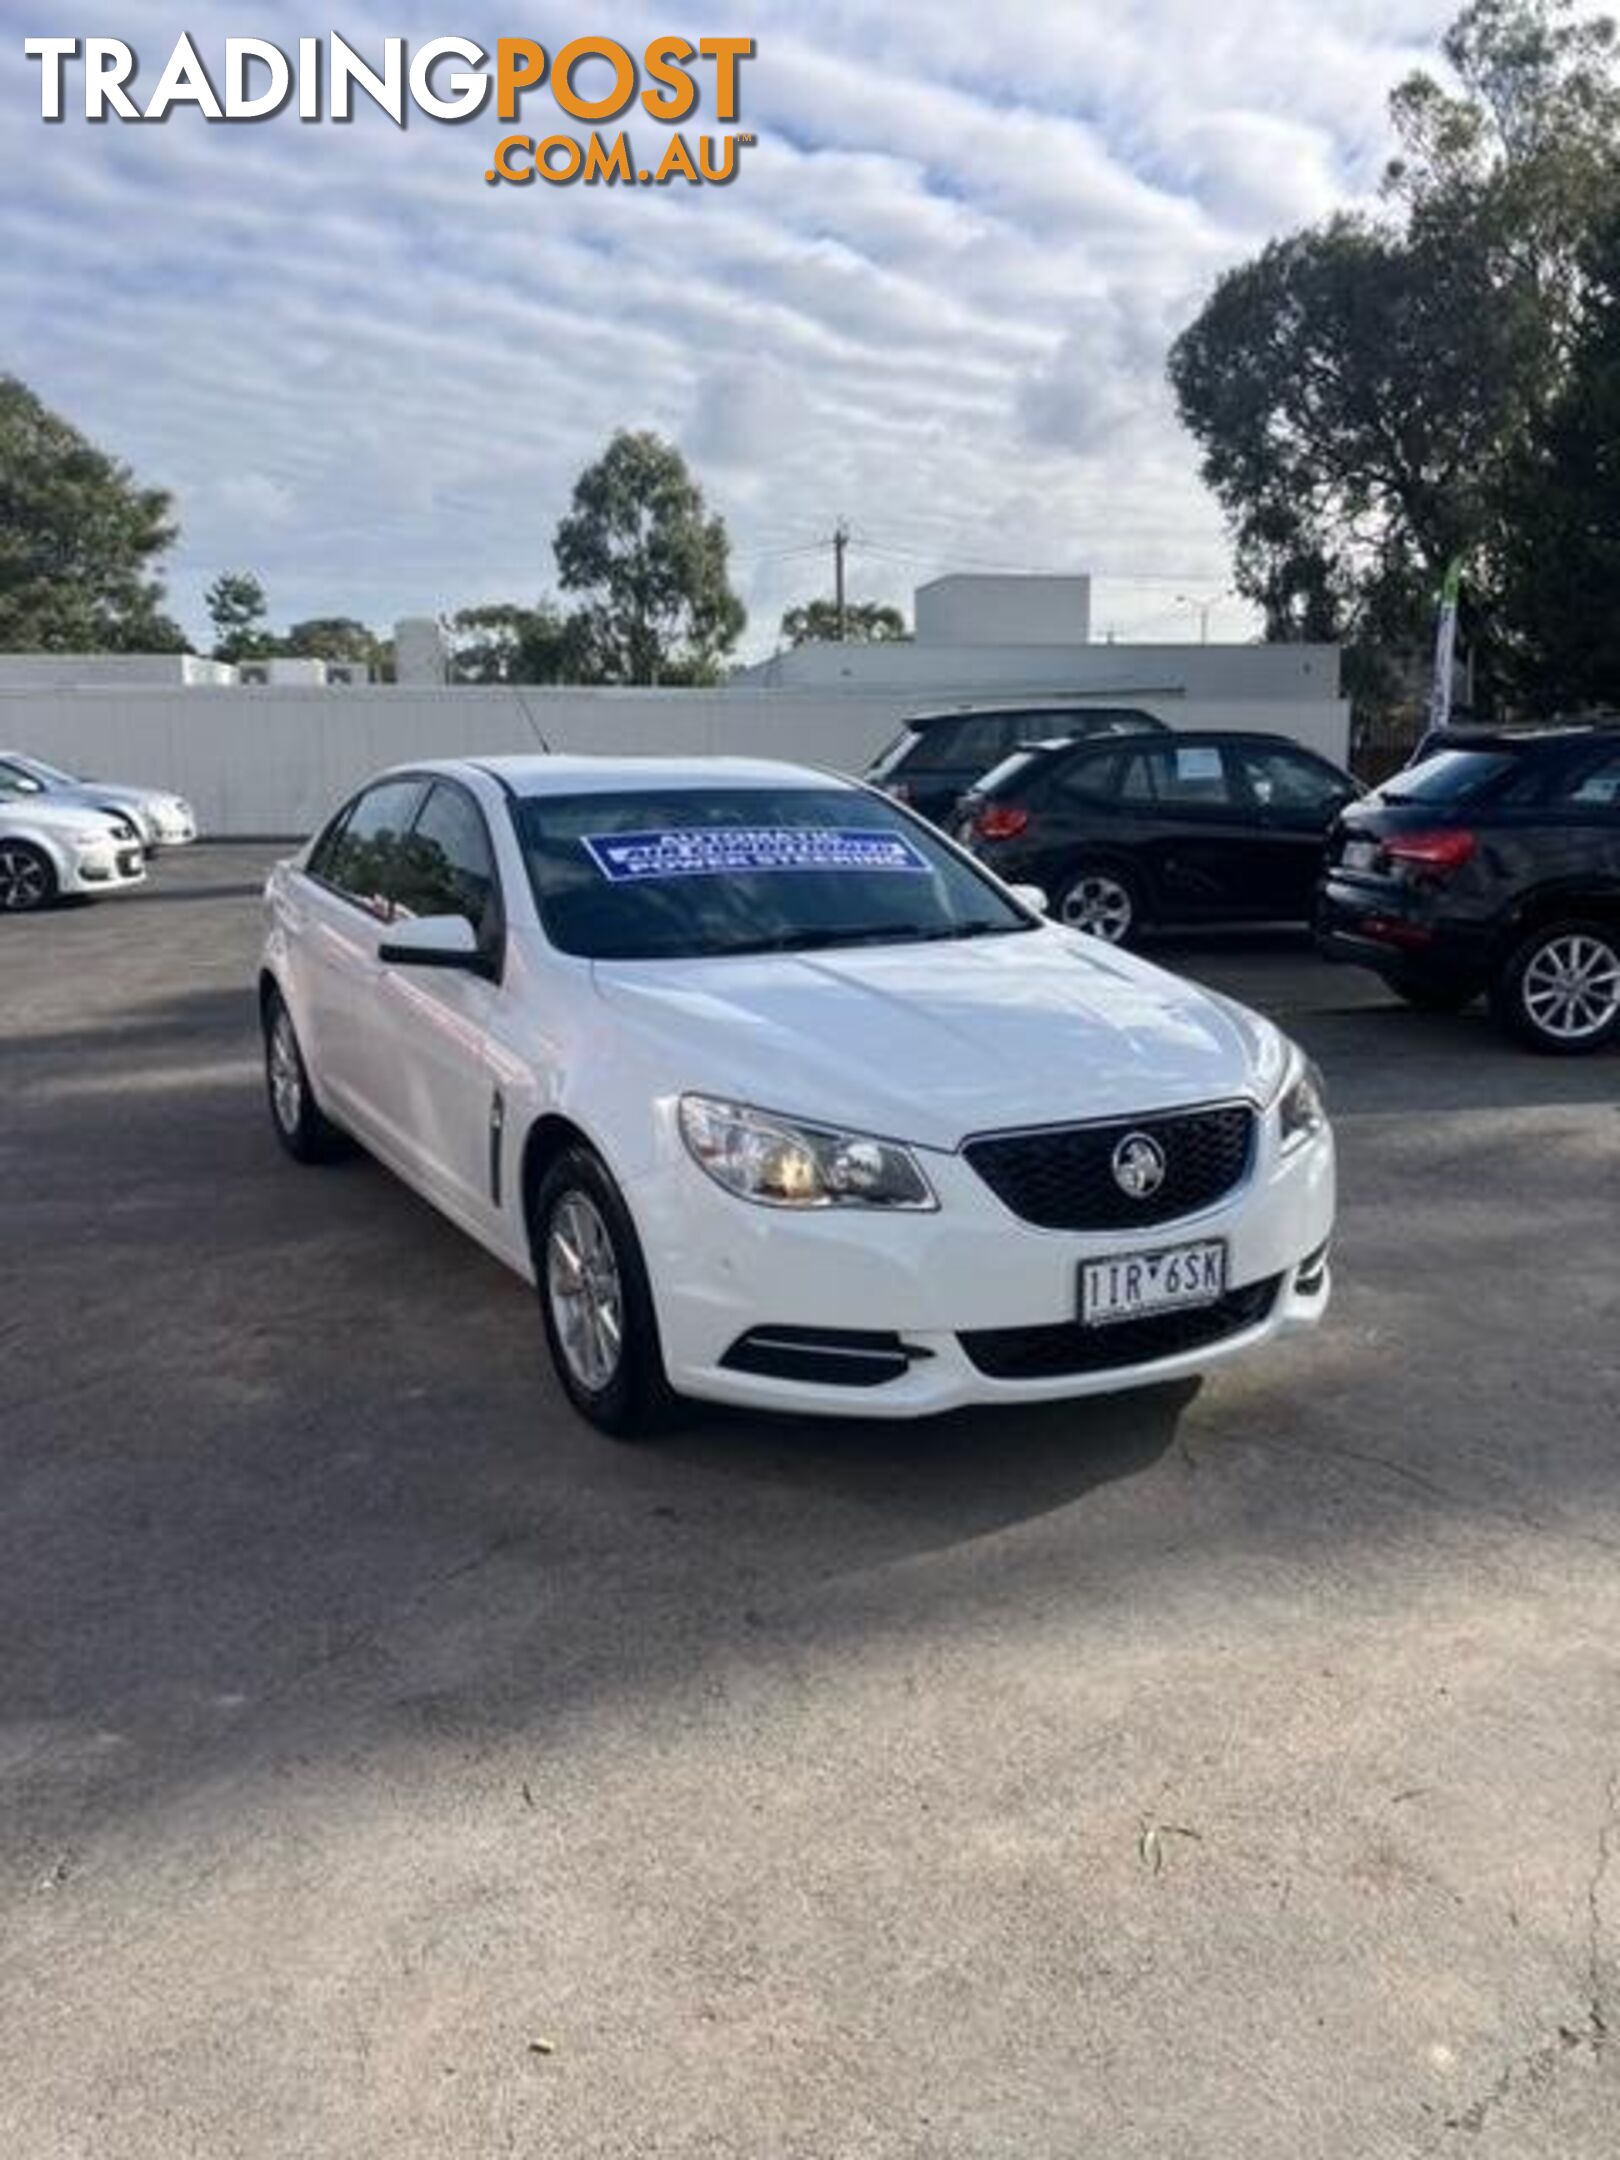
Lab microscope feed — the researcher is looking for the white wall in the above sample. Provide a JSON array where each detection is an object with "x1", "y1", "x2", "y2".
[
  {"x1": 0, "y1": 681, "x2": 1351, "y2": 836},
  {"x1": 735, "y1": 637, "x2": 1340, "y2": 701},
  {"x1": 0, "y1": 652, "x2": 232, "y2": 688}
]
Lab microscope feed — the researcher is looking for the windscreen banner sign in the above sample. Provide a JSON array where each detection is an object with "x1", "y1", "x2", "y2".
[{"x1": 582, "y1": 828, "x2": 933, "y2": 883}]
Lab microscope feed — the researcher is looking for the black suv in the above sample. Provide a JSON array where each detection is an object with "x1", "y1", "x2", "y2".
[
  {"x1": 954, "y1": 729, "x2": 1361, "y2": 944},
  {"x1": 1317, "y1": 724, "x2": 1620, "y2": 1053},
  {"x1": 865, "y1": 705, "x2": 1165, "y2": 826}
]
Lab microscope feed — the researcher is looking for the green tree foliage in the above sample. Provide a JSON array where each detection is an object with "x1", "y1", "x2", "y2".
[
  {"x1": 1498, "y1": 210, "x2": 1620, "y2": 710},
  {"x1": 206, "y1": 571, "x2": 275, "y2": 664},
  {"x1": 0, "y1": 375, "x2": 185, "y2": 652},
  {"x1": 445, "y1": 600, "x2": 589, "y2": 685},
  {"x1": 1169, "y1": 0, "x2": 1620, "y2": 705},
  {"x1": 553, "y1": 430, "x2": 746, "y2": 685},
  {"x1": 781, "y1": 597, "x2": 907, "y2": 646},
  {"x1": 284, "y1": 616, "x2": 383, "y2": 671}
]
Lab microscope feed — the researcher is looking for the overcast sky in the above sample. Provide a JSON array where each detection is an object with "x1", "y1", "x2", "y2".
[{"x1": 1, "y1": 2, "x2": 1459, "y2": 654}]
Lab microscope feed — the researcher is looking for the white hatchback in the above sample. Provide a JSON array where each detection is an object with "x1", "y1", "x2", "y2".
[{"x1": 261, "y1": 756, "x2": 1334, "y2": 1435}]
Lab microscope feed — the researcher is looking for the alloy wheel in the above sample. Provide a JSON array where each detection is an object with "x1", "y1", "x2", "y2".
[
  {"x1": 0, "y1": 847, "x2": 49, "y2": 912},
  {"x1": 1060, "y1": 872, "x2": 1134, "y2": 943},
  {"x1": 269, "y1": 1010, "x2": 304, "y2": 1133},
  {"x1": 1521, "y1": 932, "x2": 1620, "y2": 1043},
  {"x1": 546, "y1": 1191, "x2": 625, "y2": 1393}
]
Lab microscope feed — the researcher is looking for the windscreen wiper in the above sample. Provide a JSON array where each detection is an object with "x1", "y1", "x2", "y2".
[
  {"x1": 718, "y1": 920, "x2": 1029, "y2": 955},
  {"x1": 718, "y1": 924, "x2": 935, "y2": 955},
  {"x1": 909, "y1": 919, "x2": 1033, "y2": 941}
]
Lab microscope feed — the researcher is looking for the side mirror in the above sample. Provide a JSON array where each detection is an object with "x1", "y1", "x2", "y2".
[
  {"x1": 1009, "y1": 882, "x2": 1049, "y2": 916},
  {"x1": 378, "y1": 913, "x2": 486, "y2": 973}
]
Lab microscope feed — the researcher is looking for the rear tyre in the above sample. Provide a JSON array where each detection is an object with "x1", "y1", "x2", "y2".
[
  {"x1": 532, "y1": 1146, "x2": 676, "y2": 1439},
  {"x1": 263, "y1": 989, "x2": 348, "y2": 1161},
  {"x1": 0, "y1": 841, "x2": 57, "y2": 914},
  {"x1": 1491, "y1": 920, "x2": 1620, "y2": 1055},
  {"x1": 1055, "y1": 863, "x2": 1142, "y2": 946},
  {"x1": 1382, "y1": 967, "x2": 1477, "y2": 1015}
]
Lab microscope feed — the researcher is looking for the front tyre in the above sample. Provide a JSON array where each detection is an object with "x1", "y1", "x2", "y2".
[
  {"x1": 0, "y1": 841, "x2": 58, "y2": 914},
  {"x1": 262, "y1": 989, "x2": 348, "y2": 1161},
  {"x1": 1492, "y1": 920, "x2": 1620, "y2": 1054},
  {"x1": 533, "y1": 1146, "x2": 675, "y2": 1439},
  {"x1": 1055, "y1": 863, "x2": 1142, "y2": 946}
]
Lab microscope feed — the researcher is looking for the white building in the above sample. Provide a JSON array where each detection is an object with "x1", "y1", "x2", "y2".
[{"x1": 916, "y1": 573, "x2": 1092, "y2": 647}]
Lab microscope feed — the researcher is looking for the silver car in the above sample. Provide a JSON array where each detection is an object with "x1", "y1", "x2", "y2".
[
  {"x1": 0, "y1": 751, "x2": 197, "y2": 850},
  {"x1": 0, "y1": 778, "x2": 146, "y2": 910}
]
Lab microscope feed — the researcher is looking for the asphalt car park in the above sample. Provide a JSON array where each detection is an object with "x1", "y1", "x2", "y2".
[{"x1": 4, "y1": 843, "x2": 1619, "y2": 2157}]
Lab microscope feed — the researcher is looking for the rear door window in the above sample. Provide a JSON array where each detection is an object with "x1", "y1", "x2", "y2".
[
  {"x1": 1236, "y1": 744, "x2": 1350, "y2": 813},
  {"x1": 1053, "y1": 749, "x2": 1127, "y2": 803},
  {"x1": 1130, "y1": 743, "x2": 1239, "y2": 808},
  {"x1": 1560, "y1": 748, "x2": 1620, "y2": 811}
]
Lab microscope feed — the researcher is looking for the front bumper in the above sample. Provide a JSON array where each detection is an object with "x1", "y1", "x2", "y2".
[
  {"x1": 635, "y1": 1116, "x2": 1335, "y2": 1418},
  {"x1": 146, "y1": 807, "x2": 197, "y2": 848},
  {"x1": 61, "y1": 843, "x2": 147, "y2": 896}
]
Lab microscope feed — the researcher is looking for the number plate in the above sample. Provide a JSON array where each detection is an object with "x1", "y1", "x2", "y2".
[
  {"x1": 1342, "y1": 838, "x2": 1380, "y2": 870},
  {"x1": 1081, "y1": 1239, "x2": 1227, "y2": 1326}
]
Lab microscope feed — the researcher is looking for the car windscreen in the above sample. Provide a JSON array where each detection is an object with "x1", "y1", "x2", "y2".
[
  {"x1": 514, "y1": 786, "x2": 1035, "y2": 960},
  {"x1": 1378, "y1": 749, "x2": 1515, "y2": 803}
]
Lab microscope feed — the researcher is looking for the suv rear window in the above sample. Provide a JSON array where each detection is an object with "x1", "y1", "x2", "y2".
[
  {"x1": 866, "y1": 728, "x2": 919, "y2": 781},
  {"x1": 897, "y1": 716, "x2": 1014, "y2": 773},
  {"x1": 974, "y1": 749, "x2": 1049, "y2": 797},
  {"x1": 1382, "y1": 750, "x2": 1514, "y2": 803}
]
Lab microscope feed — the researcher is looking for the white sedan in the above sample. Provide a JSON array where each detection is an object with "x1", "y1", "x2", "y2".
[
  {"x1": 0, "y1": 777, "x2": 147, "y2": 910},
  {"x1": 260, "y1": 756, "x2": 1333, "y2": 1435},
  {"x1": 0, "y1": 751, "x2": 198, "y2": 850}
]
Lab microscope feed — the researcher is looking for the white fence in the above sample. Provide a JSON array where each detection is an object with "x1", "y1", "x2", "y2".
[{"x1": 0, "y1": 682, "x2": 1351, "y2": 837}]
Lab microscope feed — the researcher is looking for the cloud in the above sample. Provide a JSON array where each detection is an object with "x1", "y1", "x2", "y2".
[{"x1": 0, "y1": 0, "x2": 1461, "y2": 651}]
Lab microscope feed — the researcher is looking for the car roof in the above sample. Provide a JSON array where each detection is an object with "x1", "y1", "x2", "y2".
[
  {"x1": 1058, "y1": 727, "x2": 1318, "y2": 752},
  {"x1": 1424, "y1": 719, "x2": 1619, "y2": 748},
  {"x1": 406, "y1": 754, "x2": 857, "y2": 798},
  {"x1": 901, "y1": 704, "x2": 1159, "y2": 727}
]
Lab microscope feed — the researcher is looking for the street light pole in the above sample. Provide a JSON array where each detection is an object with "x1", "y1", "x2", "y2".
[{"x1": 1175, "y1": 589, "x2": 1227, "y2": 643}]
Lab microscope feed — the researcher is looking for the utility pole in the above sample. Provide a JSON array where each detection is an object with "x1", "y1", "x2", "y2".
[{"x1": 833, "y1": 520, "x2": 849, "y2": 642}]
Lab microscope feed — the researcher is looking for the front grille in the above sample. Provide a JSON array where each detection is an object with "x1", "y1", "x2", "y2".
[
  {"x1": 963, "y1": 1103, "x2": 1255, "y2": 1231},
  {"x1": 960, "y1": 1275, "x2": 1281, "y2": 1381}
]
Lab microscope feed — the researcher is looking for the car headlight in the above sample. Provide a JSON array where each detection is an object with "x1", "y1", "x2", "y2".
[
  {"x1": 1278, "y1": 1053, "x2": 1328, "y2": 1150},
  {"x1": 679, "y1": 1095, "x2": 937, "y2": 1210}
]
